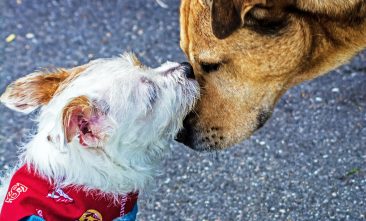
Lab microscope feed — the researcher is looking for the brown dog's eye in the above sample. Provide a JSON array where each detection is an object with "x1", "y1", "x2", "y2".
[{"x1": 200, "y1": 62, "x2": 221, "y2": 74}]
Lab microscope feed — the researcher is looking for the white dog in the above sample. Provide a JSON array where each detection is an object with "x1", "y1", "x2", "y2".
[{"x1": 0, "y1": 53, "x2": 199, "y2": 221}]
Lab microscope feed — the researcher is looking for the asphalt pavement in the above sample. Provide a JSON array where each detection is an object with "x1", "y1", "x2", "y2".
[{"x1": 0, "y1": 1, "x2": 365, "y2": 220}]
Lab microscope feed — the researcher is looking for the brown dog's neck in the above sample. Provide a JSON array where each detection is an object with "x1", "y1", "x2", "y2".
[
  {"x1": 289, "y1": 6, "x2": 366, "y2": 86},
  {"x1": 315, "y1": 1, "x2": 366, "y2": 44}
]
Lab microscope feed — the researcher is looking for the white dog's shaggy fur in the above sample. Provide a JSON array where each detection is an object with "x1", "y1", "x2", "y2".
[{"x1": 0, "y1": 53, "x2": 199, "y2": 207}]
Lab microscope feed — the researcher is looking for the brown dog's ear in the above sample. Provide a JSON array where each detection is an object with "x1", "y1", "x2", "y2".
[
  {"x1": 211, "y1": 0, "x2": 266, "y2": 39},
  {"x1": 0, "y1": 69, "x2": 70, "y2": 114}
]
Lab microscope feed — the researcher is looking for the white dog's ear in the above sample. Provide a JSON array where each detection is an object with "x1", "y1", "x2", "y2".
[
  {"x1": 62, "y1": 96, "x2": 109, "y2": 148},
  {"x1": 0, "y1": 69, "x2": 71, "y2": 114},
  {"x1": 0, "y1": 65, "x2": 88, "y2": 114}
]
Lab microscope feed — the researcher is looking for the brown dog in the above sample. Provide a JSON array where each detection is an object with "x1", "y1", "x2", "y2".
[{"x1": 178, "y1": 0, "x2": 366, "y2": 151}]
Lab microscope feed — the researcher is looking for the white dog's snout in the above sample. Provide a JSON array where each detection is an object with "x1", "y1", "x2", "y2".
[{"x1": 158, "y1": 63, "x2": 195, "y2": 80}]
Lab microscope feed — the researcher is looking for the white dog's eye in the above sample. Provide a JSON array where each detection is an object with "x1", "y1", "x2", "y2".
[
  {"x1": 148, "y1": 86, "x2": 158, "y2": 105},
  {"x1": 141, "y1": 77, "x2": 153, "y2": 84},
  {"x1": 93, "y1": 99, "x2": 110, "y2": 114},
  {"x1": 141, "y1": 77, "x2": 159, "y2": 105}
]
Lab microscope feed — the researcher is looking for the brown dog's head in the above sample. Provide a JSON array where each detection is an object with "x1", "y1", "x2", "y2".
[{"x1": 178, "y1": 0, "x2": 366, "y2": 151}]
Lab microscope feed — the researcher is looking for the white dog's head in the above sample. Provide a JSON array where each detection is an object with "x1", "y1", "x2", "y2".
[{"x1": 0, "y1": 53, "x2": 199, "y2": 194}]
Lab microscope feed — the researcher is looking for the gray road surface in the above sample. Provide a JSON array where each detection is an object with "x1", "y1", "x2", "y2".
[{"x1": 0, "y1": 1, "x2": 365, "y2": 220}]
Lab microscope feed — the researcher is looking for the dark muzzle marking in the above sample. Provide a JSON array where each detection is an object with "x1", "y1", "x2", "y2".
[{"x1": 256, "y1": 109, "x2": 272, "y2": 130}]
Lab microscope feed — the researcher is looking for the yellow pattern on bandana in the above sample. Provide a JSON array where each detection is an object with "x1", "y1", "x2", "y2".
[{"x1": 79, "y1": 209, "x2": 103, "y2": 221}]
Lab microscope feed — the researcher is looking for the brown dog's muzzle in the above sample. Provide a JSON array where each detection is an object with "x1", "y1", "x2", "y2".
[{"x1": 176, "y1": 109, "x2": 272, "y2": 151}]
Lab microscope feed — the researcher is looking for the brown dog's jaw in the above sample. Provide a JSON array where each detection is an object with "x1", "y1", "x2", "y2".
[{"x1": 177, "y1": 107, "x2": 273, "y2": 151}]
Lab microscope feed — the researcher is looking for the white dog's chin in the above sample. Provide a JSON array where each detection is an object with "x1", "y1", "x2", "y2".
[{"x1": 0, "y1": 53, "x2": 199, "y2": 203}]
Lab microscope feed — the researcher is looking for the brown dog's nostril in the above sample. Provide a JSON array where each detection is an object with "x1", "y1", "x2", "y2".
[{"x1": 180, "y1": 62, "x2": 195, "y2": 79}]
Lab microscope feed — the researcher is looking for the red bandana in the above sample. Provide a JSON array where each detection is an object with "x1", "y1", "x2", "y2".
[{"x1": 0, "y1": 165, "x2": 138, "y2": 221}]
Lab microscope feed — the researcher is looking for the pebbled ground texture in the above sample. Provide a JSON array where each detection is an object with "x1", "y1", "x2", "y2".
[{"x1": 0, "y1": 1, "x2": 365, "y2": 220}]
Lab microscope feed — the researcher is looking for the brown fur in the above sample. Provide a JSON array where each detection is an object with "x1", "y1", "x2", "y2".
[
  {"x1": 179, "y1": 0, "x2": 366, "y2": 151},
  {"x1": 0, "y1": 65, "x2": 87, "y2": 113},
  {"x1": 2, "y1": 69, "x2": 69, "y2": 111}
]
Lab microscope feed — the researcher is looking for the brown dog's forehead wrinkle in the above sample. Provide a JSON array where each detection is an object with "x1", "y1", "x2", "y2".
[
  {"x1": 180, "y1": 0, "x2": 209, "y2": 62},
  {"x1": 179, "y1": 0, "x2": 191, "y2": 57},
  {"x1": 186, "y1": 0, "x2": 217, "y2": 62}
]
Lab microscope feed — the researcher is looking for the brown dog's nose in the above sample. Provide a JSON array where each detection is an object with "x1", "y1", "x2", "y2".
[{"x1": 180, "y1": 62, "x2": 195, "y2": 79}]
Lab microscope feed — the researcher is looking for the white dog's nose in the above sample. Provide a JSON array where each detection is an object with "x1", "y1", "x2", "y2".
[{"x1": 180, "y1": 62, "x2": 195, "y2": 79}]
